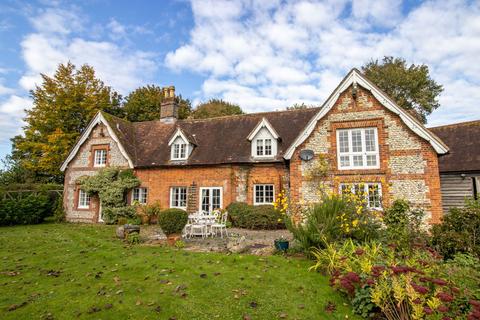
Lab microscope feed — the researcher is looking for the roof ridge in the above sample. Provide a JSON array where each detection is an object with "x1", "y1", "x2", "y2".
[
  {"x1": 429, "y1": 119, "x2": 480, "y2": 129},
  {"x1": 179, "y1": 107, "x2": 321, "y2": 123}
]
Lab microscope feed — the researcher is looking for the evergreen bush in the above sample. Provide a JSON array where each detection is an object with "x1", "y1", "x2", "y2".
[{"x1": 157, "y1": 208, "x2": 188, "y2": 235}]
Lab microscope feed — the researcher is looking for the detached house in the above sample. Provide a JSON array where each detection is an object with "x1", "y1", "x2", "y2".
[{"x1": 61, "y1": 69, "x2": 448, "y2": 224}]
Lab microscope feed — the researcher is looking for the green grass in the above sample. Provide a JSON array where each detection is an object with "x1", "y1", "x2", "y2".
[{"x1": 0, "y1": 223, "x2": 358, "y2": 319}]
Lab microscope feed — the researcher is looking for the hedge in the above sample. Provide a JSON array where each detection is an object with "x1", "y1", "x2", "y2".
[
  {"x1": 0, "y1": 193, "x2": 51, "y2": 226},
  {"x1": 227, "y1": 202, "x2": 285, "y2": 230}
]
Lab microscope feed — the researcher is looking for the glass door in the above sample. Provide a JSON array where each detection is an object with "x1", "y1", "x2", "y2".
[{"x1": 200, "y1": 187, "x2": 222, "y2": 213}]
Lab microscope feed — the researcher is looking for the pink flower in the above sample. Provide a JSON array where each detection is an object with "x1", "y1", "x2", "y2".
[
  {"x1": 437, "y1": 292, "x2": 454, "y2": 303},
  {"x1": 432, "y1": 278, "x2": 448, "y2": 286},
  {"x1": 411, "y1": 282, "x2": 429, "y2": 295},
  {"x1": 424, "y1": 307, "x2": 433, "y2": 315},
  {"x1": 438, "y1": 305, "x2": 449, "y2": 313},
  {"x1": 345, "y1": 272, "x2": 360, "y2": 283}
]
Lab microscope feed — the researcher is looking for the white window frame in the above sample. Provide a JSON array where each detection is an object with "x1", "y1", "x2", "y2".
[
  {"x1": 336, "y1": 127, "x2": 379, "y2": 170},
  {"x1": 78, "y1": 189, "x2": 91, "y2": 209},
  {"x1": 170, "y1": 187, "x2": 187, "y2": 210},
  {"x1": 132, "y1": 187, "x2": 148, "y2": 205},
  {"x1": 253, "y1": 184, "x2": 275, "y2": 205},
  {"x1": 199, "y1": 187, "x2": 223, "y2": 213},
  {"x1": 339, "y1": 182, "x2": 383, "y2": 210},
  {"x1": 93, "y1": 149, "x2": 107, "y2": 167}
]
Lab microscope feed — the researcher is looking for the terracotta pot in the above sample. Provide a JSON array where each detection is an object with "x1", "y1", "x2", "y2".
[{"x1": 166, "y1": 234, "x2": 181, "y2": 246}]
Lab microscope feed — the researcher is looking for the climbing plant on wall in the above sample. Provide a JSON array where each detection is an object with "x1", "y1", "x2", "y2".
[{"x1": 77, "y1": 167, "x2": 140, "y2": 224}]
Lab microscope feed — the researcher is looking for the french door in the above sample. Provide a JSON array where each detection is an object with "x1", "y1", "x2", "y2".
[{"x1": 199, "y1": 187, "x2": 222, "y2": 213}]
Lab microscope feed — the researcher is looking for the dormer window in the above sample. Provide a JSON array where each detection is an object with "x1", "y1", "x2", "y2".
[
  {"x1": 168, "y1": 128, "x2": 192, "y2": 161},
  {"x1": 173, "y1": 140, "x2": 187, "y2": 160},
  {"x1": 248, "y1": 118, "x2": 279, "y2": 159},
  {"x1": 256, "y1": 138, "x2": 272, "y2": 156}
]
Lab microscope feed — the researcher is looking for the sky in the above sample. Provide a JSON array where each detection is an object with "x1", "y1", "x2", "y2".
[{"x1": 0, "y1": 0, "x2": 479, "y2": 163}]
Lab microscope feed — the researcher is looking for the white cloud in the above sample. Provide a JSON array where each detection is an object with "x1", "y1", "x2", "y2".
[
  {"x1": 0, "y1": 4, "x2": 159, "y2": 156},
  {"x1": 19, "y1": 8, "x2": 157, "y2": 94},
  {"x1": 0, "y1": 95, "x2": 32, "y2": 144},
  {"x1": 29, "y1": 7, "x2": 83, "y2": 35},
  {"x1": 165, "y1": 0, "x2": 480, "y2": 125}
]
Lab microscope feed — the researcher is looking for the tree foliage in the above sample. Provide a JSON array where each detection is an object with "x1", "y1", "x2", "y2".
[
  {"x1": 11, "y1": 62, "x2": 121, "y2": 182},
  {"x1": 362, "y1": 56, "x2": 443, "y2": 123},
  {"x1": 192, "y1": 99, "x2": 244, "y2": 119},
  {"x1": 78, "y1": 167, "x2": 140, "y2": 224},
  {"x1": 122, "y1": 85, "x2": 192, "y2": 121}
]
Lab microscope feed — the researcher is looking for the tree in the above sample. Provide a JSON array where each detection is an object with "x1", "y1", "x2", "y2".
[
  {"x1": 287, "y1": 102, "x2": 317, "y2": 110},
  {"x1": 11, "y1": 62, "x2": 121, "y2": 182},
  {"x1": 192, "y1": 99, "x2": 244, "y2": 119},
  {"x1": 122, "y1": 85, "x2": 192, "y2": 122},
  {"x1": 362, "y1": 56, "x2": 443, "y2": 123}
]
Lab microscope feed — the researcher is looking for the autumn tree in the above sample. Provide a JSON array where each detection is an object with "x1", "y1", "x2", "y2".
[
  {"x1": 192, "y1": 99, "x2": 244, "y2": 119},
  {"x1": 122, "y1": 85, "x2": 192, "y2": 121},
  {"x1": 11, "y1": 62, "x2": 121, "y2": 182},
  {"x1": 362, "y1": 56, "x2": 443, "y2": 123}
]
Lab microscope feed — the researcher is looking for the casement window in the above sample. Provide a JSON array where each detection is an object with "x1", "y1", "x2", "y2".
[
  {"x1": 170, "y1": 187, "x2": 187, "y2": 209},
  {"x1": 200, "y1": 187, "x2": 222, "y2": 213},
  {"x1": 78, "y1": 189, "x2": 91, "y2": 209},
  {"x1": 339, "y1": 183, "x2": 382, "y2": 209},
  {"x1": 254, "y1": 184, "x2": 275, "y2": 205},
  {"x1": 171, "y1": 137, "x2": 188, "y2": 160},
  {"x1": 255, "y1": 138, "x2": 273, "y2": 157},
  {"x1": 93, "y1": 149, "x2": 107, "y2": 167},
  {"x1": 336, "y1": 128, "x2": 379, "y2": 170},
  {"x1": 132, "y1": 187, "x2": 148, "y2": 204}
]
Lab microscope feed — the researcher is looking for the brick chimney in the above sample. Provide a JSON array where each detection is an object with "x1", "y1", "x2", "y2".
[{"x1": 160, "y1": 86, "x2": 178, "y2": 123}]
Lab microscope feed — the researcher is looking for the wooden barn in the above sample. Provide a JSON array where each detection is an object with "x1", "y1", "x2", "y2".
[{"x1": 430, "y1": 120, "x2": 480, "y2": 212}]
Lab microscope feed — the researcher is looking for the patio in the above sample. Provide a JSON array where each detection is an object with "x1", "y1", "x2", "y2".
[{"x1": 141, "y1": 226, "x2": 293, "y2": 255}]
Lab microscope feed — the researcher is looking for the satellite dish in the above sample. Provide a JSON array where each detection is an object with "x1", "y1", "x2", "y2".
[{"x1": 299, "y1": 149, "x2": 314, "y2": 161}]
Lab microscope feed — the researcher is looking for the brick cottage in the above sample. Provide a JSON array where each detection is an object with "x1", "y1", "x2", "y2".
[{"x1": 60, "y1": 69, "x2": 448, "y2": 224}]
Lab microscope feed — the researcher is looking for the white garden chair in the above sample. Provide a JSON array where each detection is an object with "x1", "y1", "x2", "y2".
[
  {"x1": 189, "y1": 214, "x2": 208, "y2": 238},
  {"x1": 210, "y1": 211, "x2": 228, "y2": 238}
]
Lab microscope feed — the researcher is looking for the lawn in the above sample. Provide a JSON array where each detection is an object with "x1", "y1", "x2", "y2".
[{"x1": 0, "y1": 223, "x2": 358, "y2": 319}]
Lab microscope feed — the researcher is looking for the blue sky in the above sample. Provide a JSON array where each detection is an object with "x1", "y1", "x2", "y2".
[{"x1": 0, "y1": 0, "x2": 479, "y2": 164}]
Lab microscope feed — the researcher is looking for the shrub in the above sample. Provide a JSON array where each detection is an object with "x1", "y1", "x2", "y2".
[
  {"x1": 227, "y1": 202, "x2": 284, "y2": 230},
  {"x1": 311, "y1": 241, "x2": 478, "y2": 319},
  {"x1": 0, "y1": 194, "x2": 51, "y2": 225},
  {"x1": 157, "y1": 208, "x2": 188, "y2": 235},
  {"x1": 383, "y1": 199, "x2": 428, "y2": 250},
  {"x1": 136, "y1": 201, "x2": 161, "y2": 224},
  {"x1": 52, "y1": 196, "x2": 65, "y2": 222},
  {"x1": 431, "y1": 199, "x2": 480, "y2": 259},
  {"x1": 287, "y1": 195, "x2": 381, "y2": 253},
  {"x1": 102, "y1": 206, "x2": 136, "y2": 225}
]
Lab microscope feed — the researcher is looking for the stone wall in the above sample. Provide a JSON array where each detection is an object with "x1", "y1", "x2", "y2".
[
  {"x1": 289, "y1": 85, "x2": 443, "y2": 223},
  {"x1": 63, "y1": 123, "x2": 130, "y2": 222}
]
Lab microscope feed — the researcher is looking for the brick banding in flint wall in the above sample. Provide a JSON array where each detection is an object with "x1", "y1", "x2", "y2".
[{"x1": 289, "y1": 86, "x2": 443, "y2": 223}]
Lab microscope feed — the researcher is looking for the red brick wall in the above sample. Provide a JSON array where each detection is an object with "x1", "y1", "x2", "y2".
[{"x1": 134, "y1": 163, "x2": 286, "y2": 212}]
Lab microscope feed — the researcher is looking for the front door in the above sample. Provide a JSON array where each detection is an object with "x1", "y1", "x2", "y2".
[{"x1": 199, "y1": 187, "x2": 222, "y2": 213}]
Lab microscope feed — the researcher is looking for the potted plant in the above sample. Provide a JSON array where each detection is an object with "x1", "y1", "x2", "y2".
[
  {"x1": 157, "y1": 208, "x2": 188, "y2": 245},
  {"x1": 274, "y1": 236, "x2": 289, "y2": 251}
]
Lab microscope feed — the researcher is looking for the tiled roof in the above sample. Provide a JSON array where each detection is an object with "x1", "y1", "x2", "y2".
[
  {"x1": 429, "y1": 120, "x2": 480, "y2": 173},
  {"x1": 102, "y1": 108, "x2": 320, "y2": 167}
]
